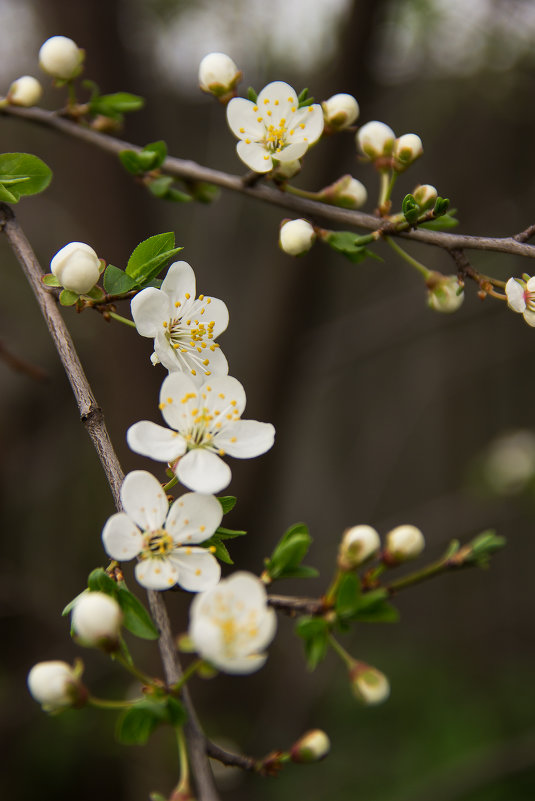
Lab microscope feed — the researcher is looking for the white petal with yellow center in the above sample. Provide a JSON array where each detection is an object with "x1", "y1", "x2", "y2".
[{"x1": 121, "y1": 470, "x2": 168, "y2": 531}]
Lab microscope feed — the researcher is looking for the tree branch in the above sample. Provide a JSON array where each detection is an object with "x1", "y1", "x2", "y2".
[
  {"x1": 3, "y1": 104, "x2": 535, "y2": 260},
  {"x1": 0, "y1": 203, "x2": 220, "y2": 801}
]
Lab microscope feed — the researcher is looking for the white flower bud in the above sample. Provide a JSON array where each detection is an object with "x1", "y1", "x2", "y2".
[
  {"x1": 272, "y1": 159, "x2": 301, "y2": 180},
  {"x1": 72, "y1": 591, "x2": 123, "y2": 648},
  {"x1": 393, "y1": 133, "x2": 423, "y2": 171},
  {"x1": 413, "y1": 184, "x2": 438, "y2": 210},
  {"x1": 279, "y1": 219, "x2": 316, "y2": 256},
  {"x1": 322, "y1": 93, "x2": 359, "y2": 130},
  {"x1": 319, "y1": 174, "x2": 367, "y2": 209},
  {"x1": 338, "y1": 525, "x2": 380, "y2": 570},
  {"x1": 7, "y1": 75, "x2": 43, "y2": 107},
  {"x1": 427, "y1": 274, "x2": 464, "y2": 313},
  {"x1": 350, "y1": 662, "x2": 390, "y2": 706},
  {"x1": 199, "y1": 52, "x2": 241, "y2": 98},
  {"x1": 27, "y1": 660, "x2": 86, "y2": 711},
  {"x1": 356, "y1": 121, "x2": 396, "y2": 161},
  {"x1": 50, "y1": 242, "x2": 101, "y2": 295},
  {"x1": 290, "y1": 729, "x2": 331, "y2": 763},
  {"x1": 39, "y1": 36, "x2": 84, "y2": 80},
  {"x1": 385, "y1": 524, "x2": 425, "y2": 562}
]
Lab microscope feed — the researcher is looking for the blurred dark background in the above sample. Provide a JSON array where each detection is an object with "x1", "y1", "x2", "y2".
[{"x1": 2, "y1": 0, "x2": 535, "y2": 799}]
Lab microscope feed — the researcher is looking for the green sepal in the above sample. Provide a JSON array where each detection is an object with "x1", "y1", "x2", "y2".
[
  {"x1": 298, "y1": 96, "x2": 315, "y2": 108},
  {"x1": 42, "y1": 273, "x2": 61, "y2": 287},
  {"x1": 85, "y1": 285, "x2": 106, "y2": 301},
  {"x1": 143, "y1": 140, "x2": 167, "y2": 168},
  {"x1": 420, "y1": 212, "x2": 458, "y2": 231},
  {"x1": 59, "y1": 289, "x2": 80, "y2": 306},
  {"x1": 217, "y1": 496, "x2": 237, "y2": 514},
  {"x1": 88, "y1": 567, "x2": 118, "y2": 595},
  {"x1": 119, "y1": 150, "x2": 146, "y2": 175},
  {"x1": 103, "y1": 264, "x2": 139, "y2": 295},
  {"x1": 264, "y1": 522, "x2": 316, "y2": 581},
  {"x1": 125, "y1": 232, "x2": 183, "y2": 285},
  {"x1": 296, "y1": 616, "x2": 329, "y2": 670},
  {"x1": 0, "y1": 153, "x2": 52, "y2": 200},
  {"x1": 325, "y1": 231, "x2": 382, "y2": 264},
  {"x1": 215, "y1": 526, "x2": 247, "y2": 539},
  {"x1": 61, "y1": 588, "x2": 89, "y2": 617},
  {"x1": 297, "y1": 88, "x2": 314, "y2": 108},
  {"x1": 116, "y1": 586, "x2": 159, "y2": 640},
  {"x1": 116, "y1": 695, "x2": 184, "y2": 745},
  {"x1": 247, "y1": 87, "x2": 258, "y2": 102},
  {"x1": 202, "y1": 526, "x2": 247, "y2": 566},
  {"x1": 148, "y1": 175, "x2": 173, "y2": 197}
]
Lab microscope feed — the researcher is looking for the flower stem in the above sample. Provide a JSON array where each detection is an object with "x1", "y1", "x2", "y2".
[
  {"x1": 327, "y1": 633, "x2": 355, "y2": 669},
  {"x1": 113, "y1": 651, "x2": 155, "y2": 686},
  {"x1": 162, "y1": 474, "x2": 179, "y2": 493},
  {"x1": 171, "y1": 659, "x2": 204, "y2": 693},
  {"x1": 88, "y1": 695, "x2": 139, "y2": 710},
  {"x1": 386, "y1": 236, "x2": 432, "y2": 279},
  {"x1": 172, "y1": 727, "x2": 191, "y2": 799},
  {"x1": 324, "y1": 569, "x2": 344, "y2": 606},
  {"x1": 378, "y1": 171, "x2": 397, "y2": 214},
  {"x1": 284, "y1": 184, "x2": 320, "y2": 201},
  {"x1": 108, "y1": 311, "x2": 136, "y2": 328}
]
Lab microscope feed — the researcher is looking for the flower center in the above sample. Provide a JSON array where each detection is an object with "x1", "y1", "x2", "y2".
[
  {"x1": 161, "y1": 295, "x2": 221, "y2": 377},
  {"x1": 524, "y1": 288, "x2": 535, "y2": 312},
  {"x1": 264, "y1": 120, "x2": 288, "y2": 154},
  {"x1": 209, "y1": 594, "x2": 260, "y2": 656},
  {"x1": 141, "y1": 528, "x2": 174, "y2": 559}
]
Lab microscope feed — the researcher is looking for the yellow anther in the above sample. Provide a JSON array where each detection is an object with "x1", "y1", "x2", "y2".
[
  {"x1": 168, "y1": 577, "x2": 174, "y2": 585},
  {"x1": 191, "y1": 369, "x2": 196, "y2": 376},
  {"x1": 174, "y1": 301, "x2": 181, "y2": 307},
  {"x1": 214, "y1": 410, "x2": 220, "y2": 416},
  {"x1": 201, "y1": 343, "x2": 207, "y2": 349},
  {"x1": 253, "y1": 105, "x2": 258, "y2": 112},
  {"x1": 280, "y1": 118, "x2": 286, "y2": 124},
  {"x1": 186, "y1": 547, "x2": 192, "y2": 555},
  {"x1": 218, "y1": 393, "x2": 225, "y2": 399},
  {"x1": 173, "y1": 344, "x2": 179, "y2": 349},
  {"x1": 267, "y1": 110, "x2": 272, "y2": 117},
  {"x1": 205, "y1": 371, "x2": 211, "y2": 376},
  {"x1": 299, "y1": 123, "x2": 305, "y2": 129},
  {"x1": 167, "y1": 397, "x2": 173, "y2": 404},
  {"x1": 200, "y1": 525, "x2": 206, "y2": 532},
  {"x1": 263, "y1": 155, "x2": 269, "y2": 160},
  {"x1": 304, "y1": 137, "x2": 308, "y2": 142},
  {"x1": 195, "y1": 569, "x2": 201, "y2": 576},
  {"x1": 184, "y1": 519, "x2": 189, "y2": 525},
  {"x1": 257, "y1": 117, "x2": 263, "y2": 123},
  {"x1": 180, "y1": 348, "x2": 187, "y2": 353},
  {"x1": 287, "y1": 96, "x2": 293, "y2": 102},
  {"x1": 291, "y1": 106, "x2": 296, "y2": 112},
  {"x1": 207, "y1": 297, "x2": 211, "y2": 304},
  {"x1": 158, "y1": 402, "x2": 165, "y2": 410},
  {"x1": 185, "y1": 293, "x2": 190, "y2": 299},
  {"x1": 239, "y1": 127, "x2": 245, "y2": 133},
  {"x1": 290, "y1": 129, "x2": 295, "y2": 135},
  {"x1": 230, "y1": 400, "x2": 237, "y2": 406},
  {"x1": 209, "y1": 545, "x2": 216, "y2": 553},
  {"x1": 226, "y1": 413, "x2": 232, "y2": 420},
  {"x1": 308, "y1": 106, "x2": 314, "y2": 112},
  {"x1": 186, "y1": 320, "x2": 191, "y2": 325},
  {"x1": 203, "y1": 359, "x2": 209, "y2": 365},
  {"x1": 264, "y1": 98, "x2": 269, "y2": 104},
  {"x1": 210, "y1": 345, "x2": 216, "y2": 351},
  {"x1": 230, "y1": 437, "x2": 237, "y2": 443},
  {"x1": 274, "y1": 99, "x2": 279, "y2": 106},
  {"x1": 162, "y1": 321, "x2": 168, "y2": 328},
  {"x1": 191, "y1": 408, "x2": 198, "y2": 415},
  {"x1": 206, "y1": 385, "x2": 212, "y2": 391},
  {"x1": 245, "y1": 138, "x2": 251, "y2": 144},
  {"x1": 197, "y1": 347, "x2": 202, "y2": 353},
  {"x1": 218, "y1": 448, "x2": 225, "y2": 455}
]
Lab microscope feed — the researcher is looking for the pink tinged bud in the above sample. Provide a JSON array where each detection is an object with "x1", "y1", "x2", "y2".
[
  {"x1": 290, "y1": 729, "x2": 331, "y2": 763},
  {"x1": 413, "y1": 184, "x2": 438, "y2": 210},
  {"x1": 393, "y1": 133, "x2": 423, "y2": 171},
  {"x1": 350, "y1": 662, "x2": 390, "y2": 706},
  {"x1": 427, "y1": 275, "x2": 464, "y2": 313},
  {"x1": 384, "y1": 524, "x2": 425, "y2": 562},
  {"x1": 71, "y1": 591, "x2": 123, "y2": 649},
  {"x1": 198, "y1": 52, "x2": 241, "y2": 98},
  {"x1": 279, "y1": 219, "x2": 316, "y2": 256},
  {"x1": 7, "y1": 76, "x2": 43, "y2": 107},
  {"x1": 38, "y1": 36, "x2": 84, "y2": 80},
  {"x1": 50, "y1": 241, "x2": 101, "y2": 295},
  {"x1": 338, "y1": 525, "x2": 381, "y2": 570},
  {"x1": 356, "y1": 121, "x2": 395, "y2": 161},
  {"x1": 322, "y1": 93, "x2": 360, "y2": 130},
  {"x1": 27, "y1": 660, "x2": 87, "y2": 711}
]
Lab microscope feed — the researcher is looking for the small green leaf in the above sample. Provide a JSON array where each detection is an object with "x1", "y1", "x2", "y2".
[
  {"x1": 103, "y1": 264, "x2": 138, "y2": 295},
  {"x1": 88, "y1": 568, "x2": 118, "y2": 596},
  {"x1": 165, "y1": 696, "x2": 186, "y2": 727},
  {"x1": 85, "y1": 285, "x2": 106, "y2": 301},
  {"x1": 0, "y1": 153, "x2": 52, "y2": 198},
  {"x1": 126, "y1": 232, "x2": 183, "y2": 285},
  {"x1": 265, "y1": 523, "x2": 315, "y2": 580},
  {"x1": 402, "y1": 193, "x2": 420, "y2": 225},
  {"x1": 433, "y1": 197, "x2": 450, "y2": 217},
  {"x1": 62, "y1": 589, "x2": 89, "y2": 617},
  {"x1": 297, "y1": 88, "x2": 309, "y2": 102},
  {"x1": 117, "y1": 586, "x2": 159, "y2": 640},
  {"x1": 298, "y1": 96, "x2": 315, "y2": 108},
  {"x1": 148, "y1": 175, "x2": 173, "y2": 198},
  {"x1": 42, "y1": 273, "x2": 61, "y2": 287},
  {"x1": 190, "y1": 181, "x2": 220, "y2": 204},
  {"x1": 119, "y1": 150, "x2": 145, "y2": 175},
  {"x1": 89, "y1": 91, "x2": 144, "y2": 121},
  {"x1": 0, "y1": 183, "x2": 18, "y2": 203},
  {"x1": 351, "y1": 589, "x2": 399, "y2": 623},
  {"x1": 143, "y1": 140, "x2": 167, "y2": 168},
  {"x1": 166, "y1": 187, "x2": 193, "y2": 203},
  {"x1": 59, "y1": 289, "x2": 80, "y2": 306},
  {"x1": 420, "y1": 213, "x2": 458, "y2": 231},
  {"x1": 247, "y1": 87, "x2": 258, "y2": 102},
  {"x1": 215, "y1": 526, "x2": 247, "y2": 539},
  {"x1": 276, "y1": 565, "x2": 319, "y2": 579},
  {"x1": 325, "y1": 231, "x2": 381, "y2": 264},
  {"x1": 116, "y1": 699, "x2": 168, "y2": 745},
  {"x1": 335, "y1": 573, "x2": 361, "y2": 619},
  {"x1": 296, "y1": 616, "x2": 329, "y2": 670},
  {"x1": 218, "y1": 496, "x2": 237, "y2": 514}
]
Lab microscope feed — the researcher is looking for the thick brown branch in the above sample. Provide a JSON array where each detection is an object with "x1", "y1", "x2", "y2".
[{"x1": 3, "y1": 104, "x2": 535, "y2": 259}]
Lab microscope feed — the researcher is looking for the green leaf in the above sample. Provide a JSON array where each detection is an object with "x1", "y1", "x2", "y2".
[
  {"x1": 85, "y1": 285, "x2": 106, "y2": 301},
  {"x1": 42, "y1": 273, "x2": 61, "y2": 287},
  {"x1": 0, "y1": 153, "x2": 52, "y2": 198},
  {"x1": 87, "y1": 567, "x2": 118, "y2": 596},
  {"x1": 275, "y1": 564, "x2": 319, "y2": 579},
  {"x1": 190, "y1": 181, "x2": 220, "y2": 204},
  {"x1": 125, "y1": 232, "x2": 183, "y2": 285},
  {"x1": 119, "y1": 150, "x2": 145, "y2": 175},
  {"x1": 433, "y1": 196, "x2": 450, "y2": 217},
  {"x1": 117, "y1": 586, "x2": 159, "y2": 640},
  {"x1": 148, "y1": 175, "x2": 173, "y2": 197},
  {"x1": 465, "y1": 530, "x2": 506, "y2": 567},
  {"x1": 208, "y1": 539, "x2": 234, "y2": 565},
  {"x1": 61, "y1": 589, "x2": 89, "y2": 617},
  {"x1": 103, "y1": 264, "x2": 139, "y2": 295},
  {"x1": 296, "y1": 616, "x2": 329, "y2": 670},
  {"x1": 402, "y1": 193, "x2": 420, "y2": 225},
  {"x1": 298, "y1": 96, "x2": 315, "y2": 107},
  {"x1": 166, "y1": 187, "x2": 193, "y2": 203},
  {"x1": 0, "y1": 175, "x2": 30, "y2": 186},
  {"x1": 218, "y1": 496, "x2": 237, "y2": 514},
  {"x1": 0, "y1": 183, "x2": 18, "y2": 203},
  {"x1": 165, "y1": 696, "x2": 186, "y2": 727},
  {"x1": 89, "y1": 91, "x2": 144, "y2": 121},
  {"x1": 116, "y1": 699, "x2": 168, "y2": 745},
  {"x1": 325, "y1": 231, "x2": 381, "y2": 264},
  {"x1": 351, "y1": 589, "x2": 399, "y2": 623},
  {"x1": 247, "y1": 86, "x2": 258, "y2": 102},
  {"x1": 215, "y1": 526, "x2": 247, "y2": 539},
  {"x1": 335, "y1": 573, "x2": 361, "y2": 619},
  {"x1": 59, "y1": 289, "x2": 80, "y2": 306},
  {"x1": 420, "y1": 213, "x2": 459, "y2": 231},
  {"x1": 265, "y1": 523, "x2": 316, "y2": 580},
  {"x1": 143, "y1": 140, "x2": 167, "y2": 168}
]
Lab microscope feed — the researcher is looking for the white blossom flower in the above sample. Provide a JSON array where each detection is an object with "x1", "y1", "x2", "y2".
[
  {"x1": 127, "y1": 373, "x2": 275, "y2": 494},
  {"x1": 72, "y1": 592, "x2": 123, "y2": 647},
  {"x1": 393, "y1": 133, "x2": 423, "y2": 171},
  {"x1": 189, "y1": 571, "x2": 277, "y2": 674},
  {"x1": 279, "y1": 219, "x2": 316, "y2": 256},
  {"x1": 506, "y1": 276, "x2": 535, "y2": 326},
  {"x1": 50, "y1": 242, "x2": 101, "y2": 295},
  {"x1": 38, "y1": 36, "x2": 84, "y2": 80},
  {"x1": 27, "y1": 661, "x2": 85, "y2": 711},
  {"x1": 322, "y1": 93, "x2": 359, "y2": 130},
  {"x1": 350, "y1": 662, "x2": 390, "y2": 705},
  {"x1": 131, "y1": 261, "x2": 229, "y2": 385},
  {"x1": 199, "y1": 52, "x2": 241, "y2": 98},
  {"x1": 226, "y1": 81, "x2": 324, "y2": 173},
  {"x1": 356, "y1": 121, "x2": 395, "y2": 161},
  {"x1": 338, "y1": 525, "x2": 381, "y2": 570},
  {"x1": 7, "y1": 75, "x2": 42, "y2": 107},
  {"x1": 102, "y1": 470, "x2": 222, "y2": 591},
  {"x1": 385, "y1": 524, "x2": 425, "y2": 562}
]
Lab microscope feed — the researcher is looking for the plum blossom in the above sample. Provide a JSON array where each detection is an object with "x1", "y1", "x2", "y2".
[
  {"x1": 127, "y1": 373, "x2": 275, "y2": 494},
  {"x1": 102, "y1": 470, "x2": 222, "y2": 591},
  {"x1": 189, "y1": 572, "x2": 277, "y2": 674},
  {"x1": 226, "y1": 81, "x2": 324, "y2": 173},
  {"x1": 506, "y1": 276, "x2": 535, "y2": 326},
  {"x1": 131, "y1": 261, "x2": 229, "y2": 384}
]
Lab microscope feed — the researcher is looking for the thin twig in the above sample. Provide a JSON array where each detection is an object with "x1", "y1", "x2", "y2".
[
  {"x1": 0, "y1": 338, "x2": 48, "y2": 381},
  {"x1": 3, "y1": 104, "x2": 535, "y2": 259},
  {"x1": 205, "y1": 740, "x2": 257, "y2": 772}
]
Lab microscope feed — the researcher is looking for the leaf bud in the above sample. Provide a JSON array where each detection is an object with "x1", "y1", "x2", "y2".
[
  {"x1": 322, "y1": 93, "x2": 359, "y2": 131},
  {"x1": 27, "y1": 660, "x2": 87, "y2": 711},
  {"x1": 426, "y1": 273, "x2": 464, "y2": 313},
  {"x1": 384, "y1": 524, "x2": 425, "y2": 563},
  {"x1": 38, "y1": 36, "x2": 84, "y2": 80},
  {"x1": 72, "y1": 591, "x2": 123, "y2": 650},
  {"x1": 198, "y1": 52, "x2": 241, "y2": 101},
  {"x1": 7, "y1": 75, "x2": 43, "y2": 107},
  {"x1": 356, "y1": 121, "x2": 395, "y2": 161},
  {"x1": 338, "y1": 525, "x2": 380, "y2": 571},
  {"x1": 393, "y1": 133, "x2": 423, "y2": 172},
  {"x1": 279, "y1": 219, "x2": 316, "y2": 256},
  {"x1": 413, "y1": 183, "x2": 438, "y2": 211},
  {"x1": 50, "y1": 241, "x2": 101, "y2": 295},
  {"x1": 318, "y1": 175, "x2": 367, "y2": 209},
  {"x1": 349, "y1": 661, "x2": 390, "y2": 706},
  {"x1": 290, "y1": 729, "x2": 331, "y2": 763}
]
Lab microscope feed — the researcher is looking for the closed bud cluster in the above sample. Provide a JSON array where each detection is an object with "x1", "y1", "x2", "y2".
[
  {"x1": 427, "y1": 273, "x2": 464, "y2": 313},
  {"x1": 350, "y1": 661, "x2": 390, "y2": 706},
  {"x1": 39, "y1": 36, "x2": 84, "y2": 81},
  {"x1": 27, "y1": 660, "x2": 87, "y2": 711},
  {"x1": 51, "y1": 241, "x2": 101, "y2": 295},
  {"x1": 198, "y1": 52, "x2": 241, "y2": 101},
  {"x1": 384, "y1": 524, "x2": 425, "y2": 563},
  {"x1": 338, "y1": 525, "x2": 380, "y2": 570},
  {"x1": 393, "y1": 133, "x2": 423, "y2": 172},
  {"x1": 413, "y1": 184, "x2": 438, "y2": 211},
  {"x1": 322, "y1": 93, "x2": 359, "y2": 131},
  {"x1": 7, "y1": 76, "x2": 43, "y2": 107},
  {"x1": 279, "y1": 219, "x2": 316, "y2": 256},
  {"x1": 72, "y1": 591, "x2": 123, "y2": 650},
  {"x1": 318, "y1": 175, "x2": 367, "y2": 209},
  {"x1": 356, "y1": 121, "x2": 395, "y2": 162},
  {"x1": 290, "y1": 729, "x2": 331, "y2": 763}
]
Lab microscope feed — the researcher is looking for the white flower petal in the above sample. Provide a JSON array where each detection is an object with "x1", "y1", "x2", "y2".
[
  {"x1": 276, "y1": 142, "x2": 308, "y2": 162},
  {"x1": 199, "y1": 345, "x2": 229, "y2": 379},
  {"x1": 131, "y1": 287, "x2": 171, "y2": 337},
  {"x1": 160, "y1": 261, "x2": 196, "y2": 302},
  {"x1": 202, "y1": 297, "x2": 229, "y2": 338},
  {"x1": 121, "y1": 470, "x2": 169, "y2": 531},
  {"x1": 506, "y1": 277, "x2": 526, "y2": 312},
  {"x1": 226, "y1": 97, "x2": 265, "y2": 140},
  {"x1": 257, "y1": 81, "x2": 297, "y2": 108},
  {"x1": 127, "y1": 420, "x2": 187, "y2": 462},
  {"x1": 200, "y1": 375, "x2": 246, "y2": 416},
  {"x1": 524, "y1": 309, "x2": 535, "y2": 327},
  {"x1": 214, "y1": 653, "x2": 268, "y2": 675},
  {"x1": 153, "y1": 328, "x2": 188, "y2": 374},
  {"x1": 135, "y1": 558, "x2": 178, "y2": 590},
  {"x1": 159, "y1": 372, "x2": 199, "y2": 430},
  {"x1": 176, "y1": 449, "x2": 232, "y2": 493},
  {"x1": 166, "y1": 492, "x2": 223, "y2": 544},
  {"x1": 102, "y1": 513, "x2": 143, "y2": 560},
  {"x1": 218, "y1": 571, "x2": 270, "y2": 611},
  {"x1": 287, "y1": 105, "x2": 324, "y2": 144},
  {"x1": 168, "y1": 548, "x2": 221, "y2": 592},
  {"x1": 216, "y1": 420, "x2": 275, "y2": 458},
  {"x1": 236, "y1": 141, "x2": 273, "y2": 172},
  {"x1": 254, "y1": 606, "x2": 278, "y2": 651}
]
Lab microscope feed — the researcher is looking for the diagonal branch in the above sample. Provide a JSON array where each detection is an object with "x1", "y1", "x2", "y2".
[{"x1": 3, "y1": 104, "x2": 535, "y2": 259}]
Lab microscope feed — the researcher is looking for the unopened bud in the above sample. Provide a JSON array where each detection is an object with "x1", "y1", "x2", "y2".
[
  {"x1": 384, "y1": 524, "x2": 425, "y2": 563},
  {"x1": 27, "y1": 660, "x2": 87, "y2": 711},
  {"x1": 272, "y1": 159, "x2": 301, "y2": 181},
  {"x1": 72, "y1": 591, "x2": 123, "y2": 649},
  {"x1": 322, "y1": 93, "x2": 359, "y2": 131},
  {"x1": 393, "y1": 133, "x2": 423, "y2": 172},
  {"x1": 51, "y1": 241, "x2": 101, "y2": 295},
  {"x1": 198, "y1": 52, "x2": 241, "y2": 100},
  {"x1": 350, "y1": 661, "x2": 390, "y2": 706},
  {"x1": 290, "y1": 729, "x2": 331, "y2": 763},
  {"x1": 413, "y1": 184, "x2": 438, "y2": 211},
  {"x1": 7, "y1": 75, "x2": 43, "y2": 107},
  {"x1": 319, "y1": 174, "x2": 367, "y2": 209},
  {"x1": 427, "y1": 274, "x2": 464, "y2": 313},
  {"x1": 338, "y1": 525, "x2": 381, "y2": 570},
  {"x1": 279, "y1": 219, "x2": 316, "y2": 256},
  {"x1": 356, "y1": 121, "x2": 395, "y2": 161},
  {"x1": 39, "y1": 36, "x2": 84, "y2": 80}
]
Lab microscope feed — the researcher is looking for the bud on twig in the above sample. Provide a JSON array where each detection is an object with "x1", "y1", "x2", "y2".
[
  {"x1": 7, "y1": 76, "x2": 43, "y2": 107},
  {"x1": 290, "y1": 729, "x2": 331, "y2": 763},
  {"x1": 427, "y1": 273, "x2": 464, "y2": 313},
  {"x1": 384, "y1": 525, "x2": 425, "y2": 563},
  {"x1": 72, "y1": 591, "x2": 123, "y2": 650},
  {"x1": 322, "y1": 93, "x2": 359, "y2": 131},
  {"x1": 39, "y1": 36, "x2": 84, "y2": 80},
  {"x1": 393, "y1": 134, "x2": 423, "y2": 172},
  {"x1": 318, "y1": 175, "x2": 367, "y2": 209},
  {"x1": 356, "y1": 121, "x2": 395, "y2": 162},
  {"x1": 198, "y1": 52, "x2": 241, "y2": 101},
  {"x1": 349, "y1": 661, "x2": 390, "y2": 706},
  {"x1": 338, "y1": 525, "x2": 381, "y2": 570},
  {"x1": 50, "y1": 241, "x2": 101, "y2": 294},
  {"x1": 279, "y1": 219, "x2": 316, "y2": 256},
  {"x1": 413, "y1": 183, "x2": 438, "y2": 211},
  {"x1": 27, "y1": 660, "x2": 87, "y2": 711}
]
